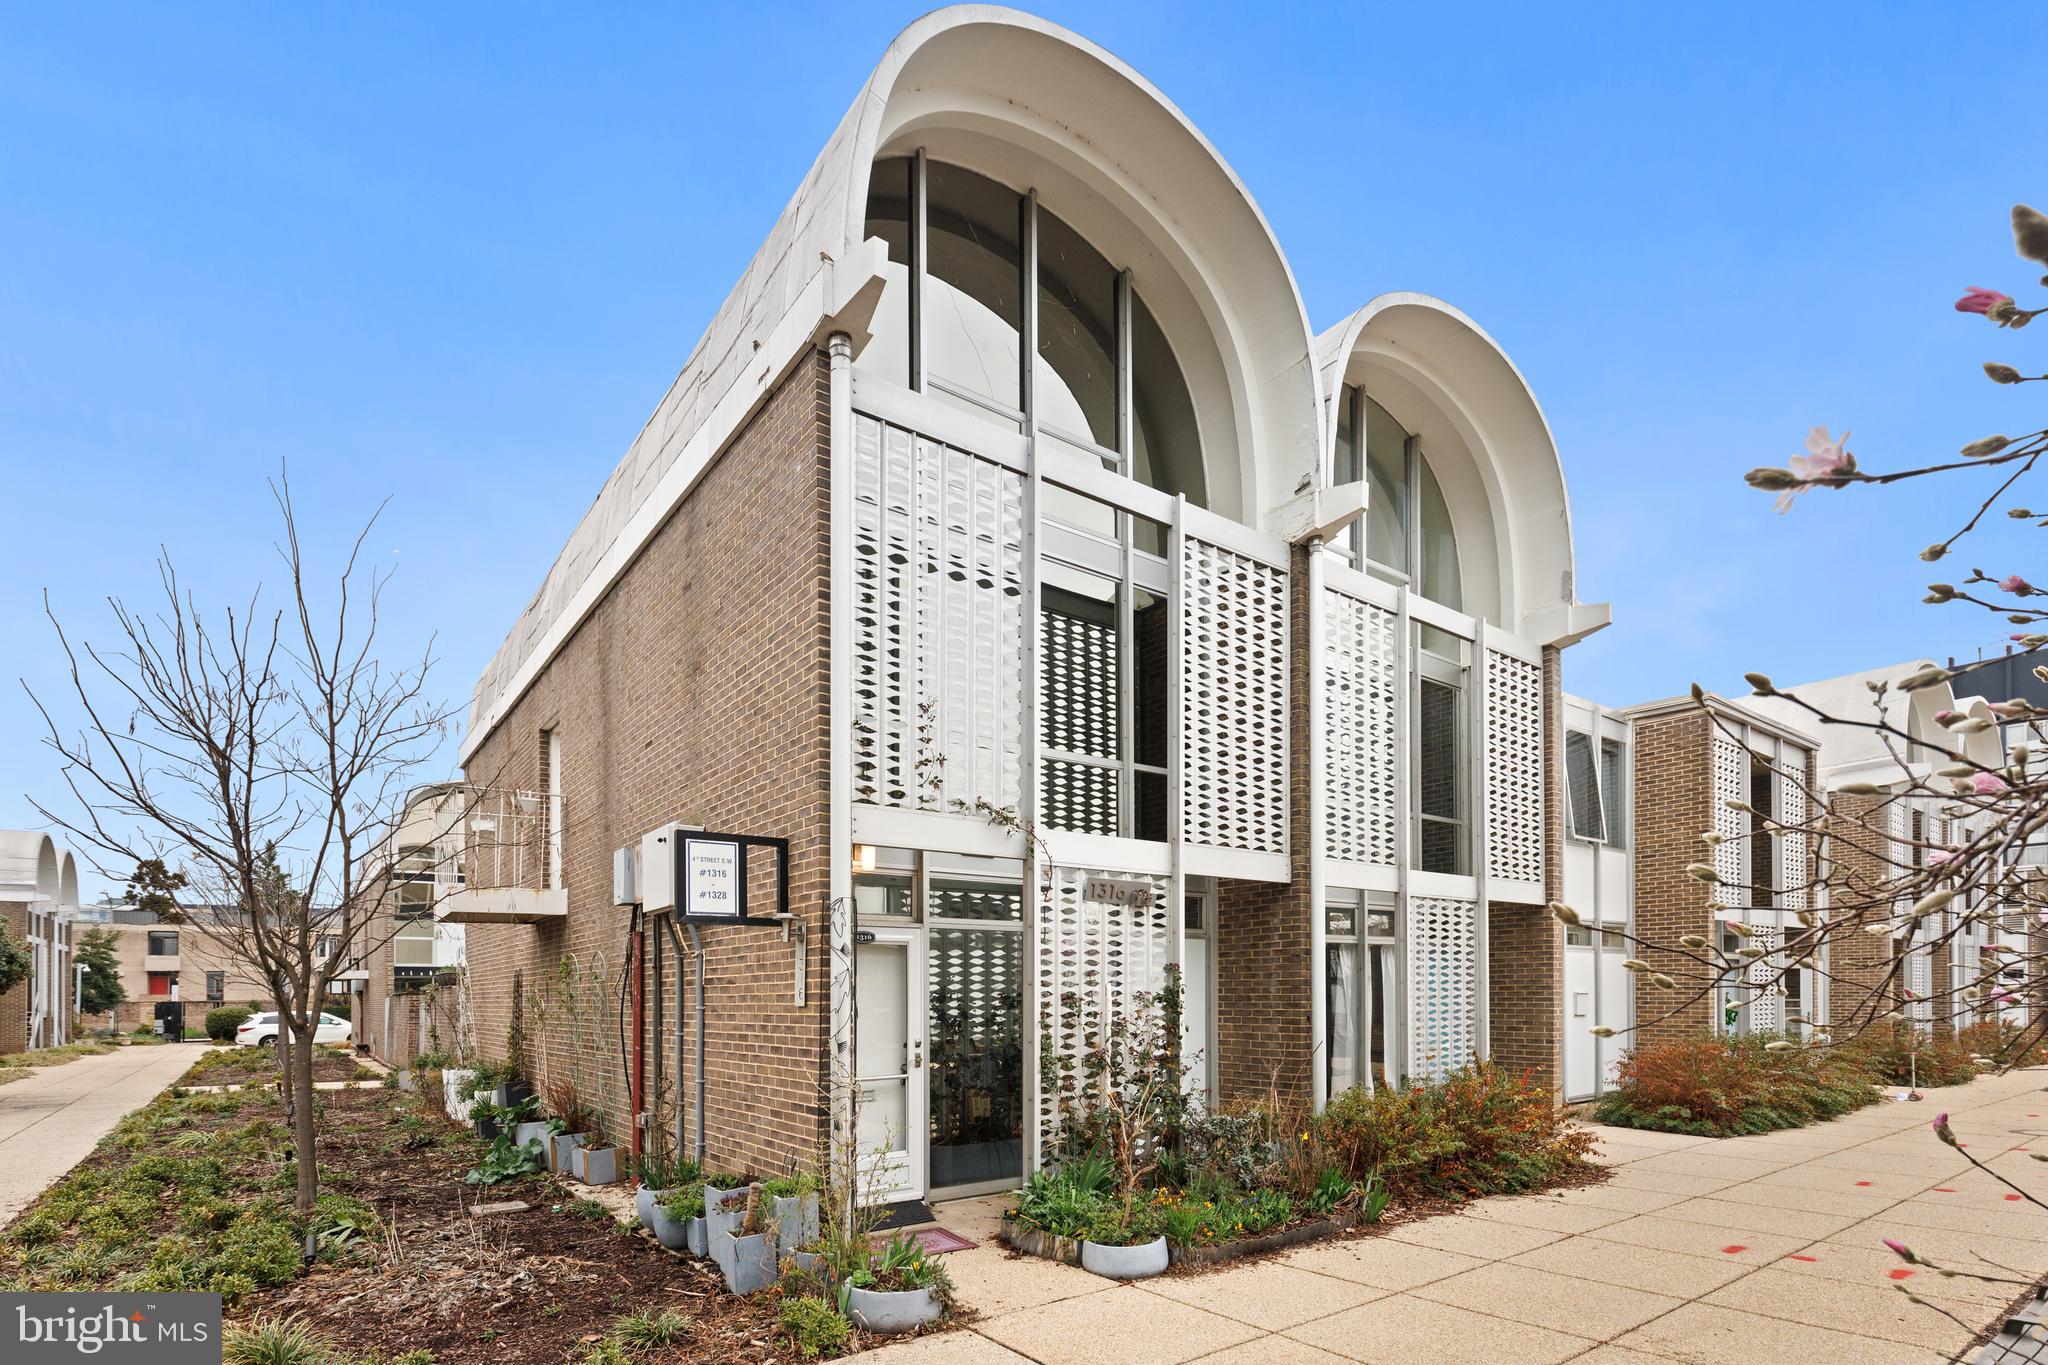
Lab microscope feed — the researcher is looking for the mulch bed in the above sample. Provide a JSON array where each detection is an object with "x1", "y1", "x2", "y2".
[{"x1": 178, "y1": 1047, "x2": 374, "y2": 1088}]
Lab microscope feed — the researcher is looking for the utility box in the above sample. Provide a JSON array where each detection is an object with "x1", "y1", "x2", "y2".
[
  {"x1": 612, "y1": 845, "x2": 639, "y2": 907},
  {"x1": 639, "y1": 825, "x2": 677, "y2": 913}
]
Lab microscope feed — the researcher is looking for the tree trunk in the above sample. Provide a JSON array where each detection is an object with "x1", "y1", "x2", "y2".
[
  {"x1": 274, "y1": 1026, "x2": 295, "y2": 1126},
  {"x1": 290, "y1": 1014, "x2": 319, "y2": 1218}
]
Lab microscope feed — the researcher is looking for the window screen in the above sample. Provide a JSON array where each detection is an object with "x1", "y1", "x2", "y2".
[{"x1": 1600, "y1": 739, "x2": 1627, "y2": 848}]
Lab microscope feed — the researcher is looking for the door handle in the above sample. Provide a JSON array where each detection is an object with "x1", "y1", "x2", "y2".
[{"x1": 911, "y1": 1041, "x2": 924, "y2": 1069}]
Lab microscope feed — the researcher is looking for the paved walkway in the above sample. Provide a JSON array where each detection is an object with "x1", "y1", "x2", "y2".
[
  {"x1": 0, "y1": 1042, "x2": 200, "y2": 1223},
  {"x1": 872, "y1": 1068, "x2": 2048, "y2": 1364}
]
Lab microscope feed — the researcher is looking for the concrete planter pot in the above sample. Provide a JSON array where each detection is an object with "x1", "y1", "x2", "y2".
[
  {"x1": 475, "y1": 1114, "x2": 501, "y2": 1141},
  {"x1": 572, "y1": 1145, "x2": 618, "y2": 1186},
  {"x1": 513, "y1": 1120, "x2": 551, "y2": 1151},
  {"x1": 442, "y1": 1070, "x2": 481, "y2": 1123},
  {"x1": 716, "y1": 1228, "x2": 778, "y2": 1295},
  {"x1": 703, "y1": 1185, "x2": 747, "y2": 1246},
  {"x1": 783, "y1": 1249, "x2": 824, "y2": 1276},
  {"x1": 549, "y1": 1131, "x2": 585, "y2": 1174},
  {"x1": 844, "y1": 1283, "x2": 943, "y2": 1334},
  {"x1": 395, "y1": 1070, "x2": 416, "y2": 1093},
  {"x1": 642, "y1": 1195, "x2": 690, "y2": 1252},
  {"x1": 1080, "y1": 1235, "x2": 1169, "y2": 1279},
  {"x1": 634, "y1": 1186, "x2": 665, "y2": 1227},
  {"x1": 684, "y1": 1216, "x2": 707, "y2": 1257},
  {"x1": 771, "y1": 1193, "x2": 819, "y2": 1250},
  {"x1": 493, "y1": 1077, "x2": 535, "y2": 1109}
]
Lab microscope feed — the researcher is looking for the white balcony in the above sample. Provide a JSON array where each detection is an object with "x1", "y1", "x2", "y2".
[{"x1": 434, "y1": 886, "x2": 566, "y2": 924}]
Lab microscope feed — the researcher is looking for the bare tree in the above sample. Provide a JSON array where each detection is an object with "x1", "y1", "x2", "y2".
[{"x1": 24, "y1": 471, "x2": 462, "y2": 1216}]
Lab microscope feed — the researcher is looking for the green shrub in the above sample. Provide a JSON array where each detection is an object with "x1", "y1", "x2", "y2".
[
  {"x1": 778, "y1": 1295, "x2": 850, "y2": 1359},
  {"x1": 205, "y1": 1007, "x2": 254, "y2": 1042},
  {"x1": 222, "y1": 1314, "x2": 335, "y2": 1365},
  {"x1": 1595, "y1": 1034, "x2": 1879, "y2": 1136},
  {"x1": 1842, "y1": 1022, "x2": 1983, "y2": 1088},
  {"x1": 1322, "y1": 1060, "x2": 1596, "y2": 1201}
]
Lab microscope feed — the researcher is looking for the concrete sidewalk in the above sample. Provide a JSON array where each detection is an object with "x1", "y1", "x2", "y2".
[
  {"x1": 873, "y1": 1067, "x2": 2048, "y2": 1364},
  {"x1": 0, "y1": 1042, "x2": 200, "y2": 1224}
]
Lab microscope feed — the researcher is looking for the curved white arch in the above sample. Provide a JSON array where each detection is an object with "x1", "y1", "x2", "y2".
[
  {"x1": 0, "y1": 831, "x2": 60, "y2": 903},
  {"x1": 57, "y1": 851, "x2": 79, "y2": 912},
  {"x1": 836, "y1": 6, "x2": 1321, "y2": 524},
  {"x1": 1318, "y1": 293, "x2": 1596, "y2": 640}
]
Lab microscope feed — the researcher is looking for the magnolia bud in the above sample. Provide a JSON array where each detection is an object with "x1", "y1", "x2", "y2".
[
  {"x1": 1550, "y1": 903, "x2": 1581, "y2": 926},
  {"x1": 1986, "y1": 363, "x2": 2024, "y2": 385},
  {"x1": 1922, "y1": 544, "x2": 1949, "y2": 562},
  {"x1": 1765, "y1": 1040, "x2": 1796, "y2": 1052},
  {"x1": 1745, "y1": 467, "x2": 1802, "y2": 491},
  {"x1": 1621, "y1": 958, "x2": 1649, "y2": 973},
  {"x1": 1588, "y1": 1026, "x2": 1616, "y2": 1038},
  {"x1": 1685, "y1": 863, "x2": 1722, "y2": 883},
  {"x1": 2014, "y1": 204, "x2": 2048, "y2": 265},
  {"x1": 1962, "y1": 435, "x2": 2012, "y2": 458},
  {"x1": 1837, "y1": 781, "x2": 1881, "y2": 795},
  {"x1": 1650, "y1": 973, "x2": 1676, "y2": 989},
  {"x1": 1744, "y1": 672, "x2": 1776, "y2": 695},
  {"x1": 1679, "y1": 934, "x2": 1708, "y2": 949},
  {"x1": 1900, "y1": 667, "x2": 1952, "y2": 691}
]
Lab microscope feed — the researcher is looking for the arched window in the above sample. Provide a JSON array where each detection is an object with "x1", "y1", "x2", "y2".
[
  {"x1": 860, "y1": 155, "x2": 1205, "y2": 507},
  {"x1": 1332, "y1": 385, "x2": 1461, "y2": 612}
]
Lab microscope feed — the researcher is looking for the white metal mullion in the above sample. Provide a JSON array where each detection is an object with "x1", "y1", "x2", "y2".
[{"x1": 1471, "y1": 626, "x2": 1492, "y2": 1062}]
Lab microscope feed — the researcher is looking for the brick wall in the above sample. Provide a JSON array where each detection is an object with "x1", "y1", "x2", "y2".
[
  {"x1": 1215, "y1": 546, "x2": 1313, "y2": 1107},
  {"x1": 460, "y1": 351, "x2": 833, "y2": 1176},
  {"x1": 1485, "y1": 643, "x2": 1566, "y2": 1092},
  {"x1": 0, "y1": 902, "x2": 27, "y2": 1054},
  {"x1": 1630, "y1": 709, "x2": 1718, "y2": 1045},
  {"x1": 1822, "y1": 789, "x2": 1904, "y2": 1032}
]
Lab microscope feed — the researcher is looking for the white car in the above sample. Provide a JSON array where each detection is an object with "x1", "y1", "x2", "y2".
[{"x1": 235, "y1": 1011, "x2": 352, "y2": 1047}]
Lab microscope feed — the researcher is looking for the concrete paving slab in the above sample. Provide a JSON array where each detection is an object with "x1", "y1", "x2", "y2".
[
  {"x1": 1284, "y1": 1294, "x2": 1596, "y2": 1364},
  {"x1": 1188, "y1": 1338, "x2": 1353, "y2": 1364},
  {"x1": 861, "y1": 1330, "x2": 1038, "y2": 1363},
  {"x1": 0, "y1": 1042, "x2": 200, "y2": 1223},
  {"x1": 1141, "y1": 1261, "x2": 1384, "y2": 1331},
  {"x1": 1613, "y1": 1301, "x2": 1952, "y2": 1365},
  {"x1": 1410, "y1": 1261, "x2": 1685, "y2": 1340},
  {"x1": 1546, "y1": 1182, "x2": 1690, "y2": 1215},
  {"x1": 1277, "y1": 1235, "x2": 1487, "y2": 1291},
  {"x1": 1600, "y1": 1167, "x2": 1740, "y2": 1197},
  {"x1": 1462, "y1": 1193, "x2": 1635, "y2": 1234},
  {"x1": 1504, "y1": 1235, "x2": 1752, "y2": 1298},
  {"x1": 1383, "y1": 1212, "x2": 1564, "y2": 1259},
  {"x1": 1652, "y1": 1194, "x2": 1864, "y2": 1241},
  {"x1": 942, "y1": 1244, "x2": 1109, "y2": 1316},
  {"x1": 1699, "y1": 1264, "x2": 1993, "y2": 1350},
  {"x1": 1582, "y1": 1212, "x2": 1808, "y2": 1263},
  {"x1": 1703, "y1": 1178, "x2": 1895, "y2": 1218},
  {"x1": 1765, "y1": 1238, "x2": 2013, "y2": 1307},
  {"x1": 975, "y1": 1283, "x2": 1262, "y2": 1365}
]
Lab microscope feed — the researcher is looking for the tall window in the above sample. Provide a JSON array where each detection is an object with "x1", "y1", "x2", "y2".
[
  {"x1": 540, "y1": 728, "x2": 562, "y2": 891},
  {"x1": 1325, "y1": 893, "x2": 1399, "y2": 1096},
  {"x1": 1600, "y1": 738, "x2": 1627, "y2": 848},
  {"x1": 205, "y1": 971, "x2": 224, "y2": 1002},
  {"x1": 146, "y1": 930, "x2": 178, "y2": 956},
  {"x1": 862, "y1": 155, "x2": 1205, "y2": 504},
  {"x1": 1332, "y1": 385, "x2": 1460, "y2": 612},
  {"x1": 1565, "y1": 731, "x2": 1603, "y2": 842},
  {"x1": 1415, "y1": 635, "x2": 1468, "y2": 875},
  {"x1": 1038, "y1": 490, "x2": 1171, "y2": 839},
  {"x1": 1749, "y1": 756, "x2": 1775, "y2": 906}
]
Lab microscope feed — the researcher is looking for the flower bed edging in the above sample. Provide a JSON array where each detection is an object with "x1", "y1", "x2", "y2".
[{"x1": 999, "y1": 1208, "x2": 1359, "y2": 1270}]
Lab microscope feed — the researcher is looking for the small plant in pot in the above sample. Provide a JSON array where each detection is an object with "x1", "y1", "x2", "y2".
[
  {"x1": 715, "y1": 1184, "x2": 779, "y2": 1295},
  {"x1": 1078, "y1": 1207, "x2": 1168, "y2": 1279},
  {"x1": 841, "y1": 1230, "x2": 950, "y2": 1333},
  {"x1": 542, "y1": 1078, "x2": 593, "y2": 1173},
  {"x1": 637, "y1": 1152, "x2": 700, "y2": 1249},
  {"x1": 658, "y1": 1182, "x2": 707, "y2": 1256},
  {"x1": 570, "y1": 1112, "x2": 618, "y2": 1186},
  {"x1": 762, "y1": 1170, "x2": 822, "y2": 1250}
]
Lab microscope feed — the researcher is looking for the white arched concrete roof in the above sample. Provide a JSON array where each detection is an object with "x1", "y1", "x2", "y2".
[
  {"x1": 464, "y1": 6, "x2": 1322, "y2": 757},
  {"x1": 0, "y1": 831, "x2": 59, "y2": 903},
  {"x1": 1743, "y1": 659, "x2": 2004, "y2": 781},
  {"x1": 1318, "y1": 294, "x2": 1600, "y2": 642},
  {"x1": 57, "y1": 851, "x2": 79, "y2": 911}
]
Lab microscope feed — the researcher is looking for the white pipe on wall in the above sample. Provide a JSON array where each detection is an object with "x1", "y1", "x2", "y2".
[{"x1": 1306, "y1": 537, "x2": 1328, "y2": 1111}]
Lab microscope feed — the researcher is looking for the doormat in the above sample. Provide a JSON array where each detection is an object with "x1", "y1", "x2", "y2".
[
  {"x1": 869, "y1": 1199, "x2": 935, "y2": 1231},
  {"x1": 872, "y1": 1225, "x2": 977, "y2": 1255}
]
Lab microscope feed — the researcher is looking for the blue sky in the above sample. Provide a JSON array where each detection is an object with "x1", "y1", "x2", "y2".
[{"x1": 4, "y1": 3, "x2": 2045, "y2": 896}]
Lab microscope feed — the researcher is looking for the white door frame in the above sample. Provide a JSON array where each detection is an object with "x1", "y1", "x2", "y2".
[{"x1": 856, "y1": 925, "x2": 927, "y2": 1204}]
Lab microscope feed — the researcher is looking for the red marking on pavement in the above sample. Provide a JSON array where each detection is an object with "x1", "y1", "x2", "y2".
[
  {"x1": 2007, "y1": 1194, "x2": 2025, "y2": 1202},
  {"x1": 1721, "y1": 1245, "x2": 1748, "y2": 1255},
  {"x1": 1788, "y1": 1254, "x2": 1819, "y2": 1263},
  {"x1": 1889, "y1": 1268, "x2": 1915, "y2": 1280},
  {"x1": 1934, "y1": 1187, "x2": 1956, "y2": 1193},
  {"x1": 1855, "y1": 1181, "x2": 1873, "y2": 1187}
]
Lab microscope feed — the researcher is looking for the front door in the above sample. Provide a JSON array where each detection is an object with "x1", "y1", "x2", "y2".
[
  {"x1": 855, "y1": 928, "x2": 926, "y2": 1203},
  {"x1": 924, "y1": 874, "x2": 1026, "y2": 1197}
]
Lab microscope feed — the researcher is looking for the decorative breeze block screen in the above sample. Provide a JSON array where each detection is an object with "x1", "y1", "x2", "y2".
[
  {"x1": 850, "y1": 412, "x2": 1024, "y2": 813},
  {"x1": 1406, "y1": 895, "x2": 1477, "y2": 1082},
  {"x1": 1322, "y1": 589, "x2": 1397, "y2": 865},
  {"x1": 1906, "y1": 949, "x2": 1932, "y2": 1026},
  {"x1": 1033, "y1": 866, "x2": 1172, "y2": 1155},
  {"x1": 1039, "y1": 599, "x2": 1119, "y2": 835},
  {"x1": 1181, "y1": 538, "x2": 1287, "y2": 854},
  {"x1": 1778, "y1": 766, "x2": 1808, "y2": 911},
  {"x1": 1711, "y1": 733, "x2": 1747, "y2": 892},
  {"x1": 1483, "y1": 649, "x2": 1545, "y2": 884},
  {"x1": 1745, "y1": 927, "x2": 1781, "y2": 1033}
]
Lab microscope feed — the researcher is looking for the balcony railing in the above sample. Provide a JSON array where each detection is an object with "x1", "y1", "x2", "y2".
[{"x1": 423, "y1": 786, "x2": 564, "y2": 924}]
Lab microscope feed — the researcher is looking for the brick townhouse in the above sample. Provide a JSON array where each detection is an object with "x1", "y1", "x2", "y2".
[
  {"x1": 0, "y1": 831, "x2": 79, "y2": 1053},
  {"x1": 428, "y1": 7, "x2": 1613, "y2": 1199}
]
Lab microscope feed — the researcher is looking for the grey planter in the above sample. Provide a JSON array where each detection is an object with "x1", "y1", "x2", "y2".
[
  {"x1": 784, "y1": 1248, "x2": 824, "y2": 1276},
  {"x1": 844, "y1": 1283, "x2": 943, "y2": 1334},
  {"x1": 684, "y1": 1215, "x2": 707, "y2": 1257},
  {"x1": 703, "y1": 1185, "x2": 747, "y2": 1246},
  {"x1": 396, "y1": 1070, "x2": 415, "y2": 1093},
  {"x1": 514, "y1": 1120, "x2": 551, "y2": 1151},
  {"x1": 717, "y1": 1228, "x2": 778, "y2": 1295},
  {"x1": 441, "y1": 1069, "x2": 478, "y2": 1121},
  {"x1": 635, "y1": 1186, "x2": 665, "y2": 1226},
  {"x1": 550, "y1": 1131, "x2": 585, "y2": 1173},
  {"x1": 771, "y1": 1193, "x2": 819, "y2": 1250},
  {"x1": 572, "y1": 1145, "x2": 618, "y2": 1186},
  {"x1": 1081, "y1": 1235, "x2": 1169, "y2": 1279},
  {"x1": 644, "y1": 1197, "x2": 690, "y2": 1252}
]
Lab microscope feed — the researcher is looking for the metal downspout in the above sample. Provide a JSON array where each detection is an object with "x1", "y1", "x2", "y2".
[{"x1": 826, "y1": 332, "x2": 856, "y2": 1173}]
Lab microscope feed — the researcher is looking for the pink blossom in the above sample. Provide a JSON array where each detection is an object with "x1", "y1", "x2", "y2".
[
  {"x1": 1777, "y1": 426, "x2": 1857, "y2": 512},
  {"x1": 1970, "y1": 772, "x2": 2010, "y2": 797},
  {"x1": 2001, "y1": 574, "x2": 2035, "y2": 594},
  {"x1": 1933, "y1": 1112, "x2": 1957, "y2": 1147},
  {"x1": 1927, "y1": 848, "x2": 1955, "y2": 865},
  {"x1": 1883, "y1": 1236, "x2": 1919, "y2": 1264},
  {"x1": 1935, "y1": 709, "x2": 1956, "y2": 722},
  {"x1": 1956, "y1": 287, "x2": 2014, "y2": 316}
]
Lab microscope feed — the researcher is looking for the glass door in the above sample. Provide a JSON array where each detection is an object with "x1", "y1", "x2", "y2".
[
  {"x1": 925, "y1": 875, "x2": 1025, "y2": 1197},
  {"x1": 855, "y1": 928, "x2": 926, "y2": 1203}
]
